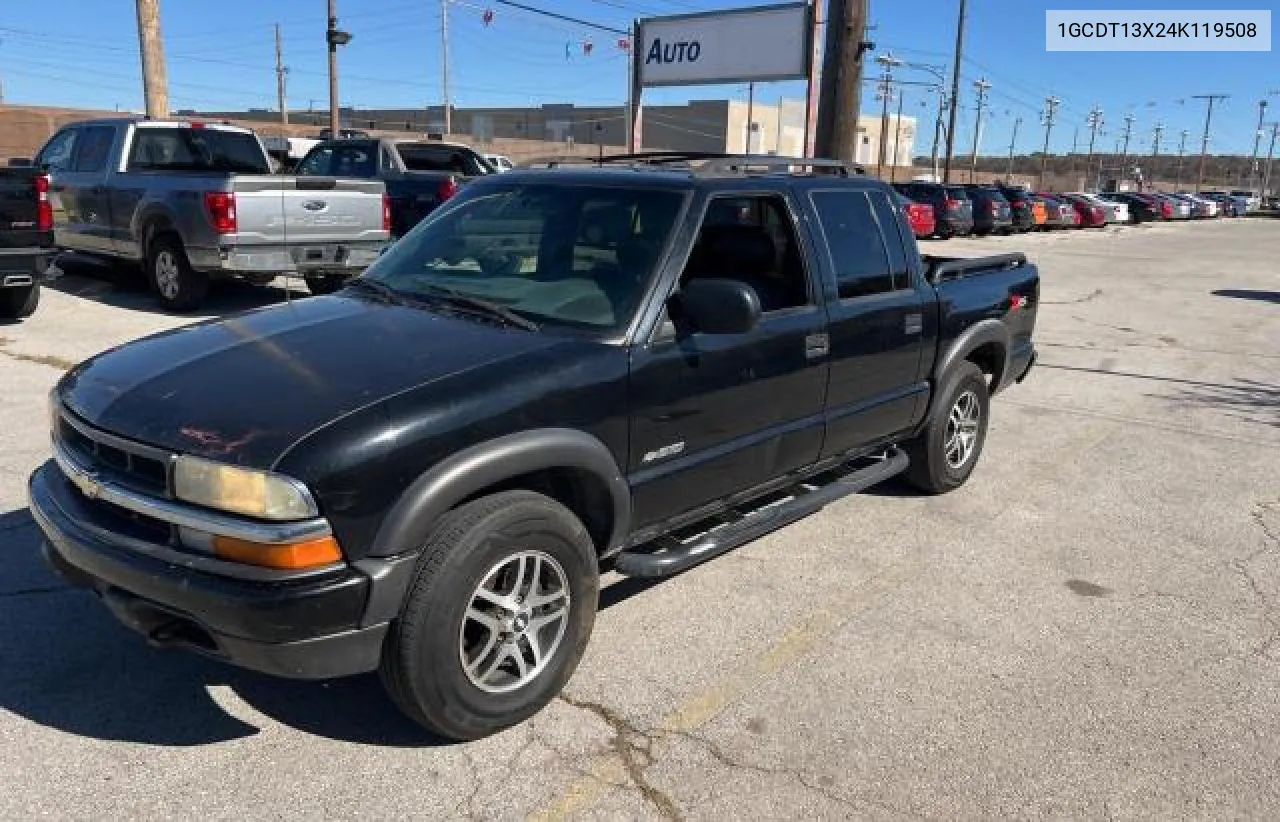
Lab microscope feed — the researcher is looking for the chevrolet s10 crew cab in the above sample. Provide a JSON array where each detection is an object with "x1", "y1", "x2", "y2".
[{"x1": 29, "y1": 153, "x2": 1039, "y2": 740}]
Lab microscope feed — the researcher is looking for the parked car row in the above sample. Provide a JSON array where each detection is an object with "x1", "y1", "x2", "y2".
[{"x1": 891, "y1": 179, "x2": 1255, "y2": 241}]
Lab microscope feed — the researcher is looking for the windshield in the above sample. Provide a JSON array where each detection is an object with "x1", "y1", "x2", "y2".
[
  {"x1": 361, "y1": 182, "x2": 685, "y2": 333},
  {"x1": 127, "y1": 127, "x2": 269, "y2": 174}
]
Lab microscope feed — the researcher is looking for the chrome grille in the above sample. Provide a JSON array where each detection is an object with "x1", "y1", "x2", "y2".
[{"x1": 56, "y1": 409, "x2": 173, "y2": 498}]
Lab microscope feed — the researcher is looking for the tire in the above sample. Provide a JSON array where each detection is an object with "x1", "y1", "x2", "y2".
[
  {"x1": 0, "y1": 284, "x2": 39, "y2": 319},
  {"x1": 378, "y1": 490, "x2": 599, "y2": 741},
  {"x1": 304, "y1": 273, "x2": 347, "y2": 295},
  {"x1": 147, "y1": 234, "x2": 208, "y2": 312},
  {"x1": 903, "y1": 361, "x2": 991, "y2": 494}
]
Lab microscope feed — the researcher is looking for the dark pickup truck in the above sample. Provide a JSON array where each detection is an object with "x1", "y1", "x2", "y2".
[
  {"x1": 296, "y1": 138, "x2": 492, "y2": 238},
  {"x1": 29, "y1": 155, "x2": 1038, "y2": 740},
  {"x1": 0, "y1": 166, "x2": 55, "y2": 319}
]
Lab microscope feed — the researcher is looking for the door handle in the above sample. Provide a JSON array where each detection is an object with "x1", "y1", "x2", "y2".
[
  {"x1": 904, "y1": 313, "x2": 923, "y2": 335},
  {"x1": 804, "y1": 332, "x2": 829, "y2": 360}
]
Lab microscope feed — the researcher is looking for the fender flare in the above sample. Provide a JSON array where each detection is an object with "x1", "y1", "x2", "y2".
[
  {"x1": 931, "y1": 319, "x2": 1010, "y2": 401},
  {"x1": 367, "y1": 427, "x2": 631, "y2": 560},
  {"x1": 132, "y1": 204, "x2": 183, "y2": 259}
]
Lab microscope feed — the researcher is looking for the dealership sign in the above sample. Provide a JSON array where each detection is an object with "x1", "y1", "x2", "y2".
[{"x1": 637, "y1": 3, "x2": 811, "y2": 87}]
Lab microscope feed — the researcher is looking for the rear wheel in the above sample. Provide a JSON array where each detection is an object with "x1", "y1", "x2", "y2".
[
  {"x1": 379, "y1": 490, "x2": 599, "y2": 740},
  {"x1": 147, "y1": 234, "x2": 208, "y2": 312},
  {"x1": 0, "y1": 284, "x2": 39, "y2": 319},
  {"x1": 903, "y1": 361, "x2": 990, "y2": 494}
]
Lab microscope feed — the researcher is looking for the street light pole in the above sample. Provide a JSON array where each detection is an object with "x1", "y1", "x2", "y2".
[
  {"x1": 326, "y1": 0, "x2": 352, "y2": 137},
  {"x1": 1174, "y1": 128, "x2": 1189, "y2": 190},
  {"x1": 1191, "y1": 93, "x2": 1229, "y2": 191},
  {"x1": 1248, "y1": 98, "x2": 1269, "y2": 191},
  {"x1": 1262, "y1": 122, "x2": 1279, "y2": 196}
]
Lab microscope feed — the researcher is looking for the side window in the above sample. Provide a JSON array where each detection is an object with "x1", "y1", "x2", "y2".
[
  {"x1": 72, "y1": 126, "x2": 114, "y2": 172},
  {"x1": 380, "y1": 144, "x2": 396, "y2": 172},
  {"x1": 809, "y1": 190, "x2": 894, "y2": 299},
  {"x1": 36, "y1": 129, "x2": 78, "y2": 172},
  {"x1": 681, "y1": 194, "x2": 810, "y2": 314},
  {"x1": 867, "y1": 190, "x2": 912, "y2": 289}
]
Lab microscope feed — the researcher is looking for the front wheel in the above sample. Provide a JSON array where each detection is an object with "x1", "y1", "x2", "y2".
[
  {"x1": 903, "y1": 361, "x2": 990, "y2": 494},
  {"x1": 0, "y1": 284, "x2": 39, "y2": 319},
  {"x1": 379, "y1": 490, "x2": 599, "y2": 741}
]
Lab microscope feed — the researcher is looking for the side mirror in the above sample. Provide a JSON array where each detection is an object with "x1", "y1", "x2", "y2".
[{"x1": 673, "y1": 278, "x2": 761, "y2": 335}]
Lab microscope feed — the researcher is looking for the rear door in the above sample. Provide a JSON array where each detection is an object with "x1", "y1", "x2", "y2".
[{"x1": 806, "y1": 186, "x2": 929, "y2": 457}]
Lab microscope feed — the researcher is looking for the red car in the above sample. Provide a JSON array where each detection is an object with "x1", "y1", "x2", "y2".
[
  {"x1": 1059, "y1": 193, "x2": 1108, "y2": 228},
  {"x1": 894, "y1": 191, "x2": 936, "y2": 239}
]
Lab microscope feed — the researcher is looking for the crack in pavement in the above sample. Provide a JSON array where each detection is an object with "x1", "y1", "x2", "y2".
[
  {"x1": 0, "y1": 342, "x2": 78, "y2": 372},
  {"x1": 1042, "y1": 288, "x2": 1104, "y2": 305},
  {"x1": 665, "y1": 727, "x2": 930, "y2": 820},
  {"x1": 1227, "y1": 500, "x2": 1280, "y2": 659},
  {"x1": 557, "y1": 694, "x2": 682, "y2": 820},
  {"x1": 452, "y1": 748, "x2": 483, "y2": 820}
]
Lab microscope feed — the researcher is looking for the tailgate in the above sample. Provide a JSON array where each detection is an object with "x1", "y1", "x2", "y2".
[
  {"x1": 0, "y1": 170, "x2": 44, "y2": 251},
  {"x1": 231, "y1": 176, "x2": 388, "y2": 245}
]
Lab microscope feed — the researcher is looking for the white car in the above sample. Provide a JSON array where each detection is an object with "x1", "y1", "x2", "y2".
[
  {"x1": 1072, "y1": 192, "x2": 1129, "y2": 224},
  {"x1": 484, "y1": 153, "x2": 515, "y2": 172},
  {"x1": 1178, "y1": 193, "x2": 1220, "y2": 217}
]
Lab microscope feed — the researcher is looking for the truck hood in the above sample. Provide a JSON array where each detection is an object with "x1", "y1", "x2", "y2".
[{"x1": 57, "y1": 295, "x2": 558, "y2": 469}]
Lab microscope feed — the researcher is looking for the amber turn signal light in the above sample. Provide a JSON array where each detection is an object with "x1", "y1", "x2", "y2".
[{"x1": 212, "y1": 534, "x2": 344, "y2": 570}]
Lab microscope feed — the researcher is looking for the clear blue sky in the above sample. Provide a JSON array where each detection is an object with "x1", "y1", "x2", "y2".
[{"x1": 2, "y1": 0, "x2": 1277, "y2": 156}]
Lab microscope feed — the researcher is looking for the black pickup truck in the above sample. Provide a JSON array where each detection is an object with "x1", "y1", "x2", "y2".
[
  {"x1": 29, "y1": 156, "x2": 1038, "y2": 740},
  {"x1": 295, "y1": 137, "x2": 492, "y2": 238},
  {"x1": 0, "y1": 166, "x2": 55, "y2": 319}
]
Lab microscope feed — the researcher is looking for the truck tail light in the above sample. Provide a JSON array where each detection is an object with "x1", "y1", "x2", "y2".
[
  {"x1": 945, "y1": 197, "x2": 962, "y2": 211},
  {"x1": 35, "y1": 174, "x2": 53, "y2": 232},
  {"x1": 989, "y1": 202, "x2": 1000, "y2": 216},
  {"x1": 1011, "y1": 199, "x2": 1025, "y2": 208},
  {"x1": 382, "y1": 192, "x2": 392, "y2": 233},
  {"x1": 438, "y1": 176, "x2": 459, "y2": 202},
  {"x1": 203, "y1": 192, "x2": 237, "y2": 234}
]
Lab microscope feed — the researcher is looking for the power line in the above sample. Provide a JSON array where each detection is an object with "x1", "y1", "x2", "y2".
[{"x1": 490, "y1": 0, "x2": 628, "y2": 36}]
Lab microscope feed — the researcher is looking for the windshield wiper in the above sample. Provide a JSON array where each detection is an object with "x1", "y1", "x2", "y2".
[
  {"x1": 345, "y1": 278, "x2": 417, "y2": 306},
  {"x1": 416, "y1": 284, "x2": 539, "y2": 331}
]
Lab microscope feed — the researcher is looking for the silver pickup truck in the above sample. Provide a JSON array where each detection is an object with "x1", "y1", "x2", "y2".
[{"x1": 33, "y1": 118, "x2": 389, "y2": 310}]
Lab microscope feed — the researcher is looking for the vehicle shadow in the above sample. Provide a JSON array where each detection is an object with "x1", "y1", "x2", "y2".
[
  {"x1": 1212, "y1": 288, "x2": 1280, "y2": 305},
  {"x1": 46, "y1": 254, "x2": 309, "y2": 319},
  {"x1": 0, "y1": 506, "x2": 663, "y2": 748}
]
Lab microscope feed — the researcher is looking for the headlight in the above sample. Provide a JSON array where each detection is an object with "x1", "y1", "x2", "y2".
[{"x1": 174, "y1": 456, "x2": 318, "y2": 520}]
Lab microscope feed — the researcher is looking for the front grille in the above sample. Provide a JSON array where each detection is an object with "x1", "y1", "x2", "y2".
[{"x1": 56, "y1": 410, "x2": 172, "y2": 498}]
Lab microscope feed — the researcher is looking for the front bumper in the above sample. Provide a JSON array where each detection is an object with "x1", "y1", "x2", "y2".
[
  {"x1": 187, "y1": 241, "x2": 385, "y2": 275},
  {"x1": 29, "y1": 460, "x2": 390, "y2": 680}
]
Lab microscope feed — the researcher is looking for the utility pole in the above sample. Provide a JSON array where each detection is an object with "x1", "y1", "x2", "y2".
[
  {"x1": 931, "y1": 87, "x2": 947, "y2": 180},
  {"x1": 1174, "y1": 128, "x2": 1189, "y2": 189},
  {"x1": 1248, "y1": 98, "x2": 1268, "y2": 191},
  {"x1": 1085, "y1": 105, "x2": 1103, "y2": 188},
  {"x1": 440, "y1": 0, "x2": 452, "y2": 134},
  {"x1": 942, "y1": 0, "x2": 968, "y2": 182},
  {"x1": 875, "y1": 52, "x2": 901, "y2": 177},
  {"x1": 1119, "y1": 111, "x2": 1135, "y2": 171},
  {"x1": 1263, "y1": 122, "x2": 1279, "y2": 196},
  {"x1": 745, "y1": 82, "x2": 755, "y2": 153},
  {"x1": 1038, "y1": 95, "x2": 1060, "y2": 188},
  {"x1": 814, "y1": 0, "x2": 870, "y2": 165},
  {"x1": 968, "y1": 77, "x2": 990, "y2": 182},
  {"x1": 275, "y1": 24, "x2": 289, "y2": 125},
  {"x1": 325, "y1": 0, "x2": 352, "y2": 137},
  {"x1": 1151, "y1": 122, "x2": 1164, "y2": 162},
  {"x1": 1006, "y1": 116, "x2": 1021, "y2": 179},
  {"x1": 1191, "y1": 93, "x2": 1229, "y2": 191},
  {"x1": 890, "y1": 88, "x2": 905, "y2": 180},
  {"x1": 134, "y1": 0, "x2": 169, "y2": 118}
]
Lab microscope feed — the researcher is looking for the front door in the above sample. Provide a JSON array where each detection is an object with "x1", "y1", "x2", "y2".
[
  {"x1": 805, "y1": 188, "x2": 928, "y2": 458},
  {"x1": 628, "y1": 191, "x2": 829, "y2": 529},
  {"x1": 65, "y1": 125, "x2": 117, "y2": 256}
]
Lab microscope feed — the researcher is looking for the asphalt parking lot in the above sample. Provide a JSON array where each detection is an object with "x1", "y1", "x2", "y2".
[{"x1": 1, "y1": 218, "x2": 1277, "y2": 819}]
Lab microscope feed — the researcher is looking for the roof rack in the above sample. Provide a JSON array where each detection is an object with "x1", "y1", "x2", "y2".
[{"x1": 525, "y1": 152, "x2": 864, "y2": 177}]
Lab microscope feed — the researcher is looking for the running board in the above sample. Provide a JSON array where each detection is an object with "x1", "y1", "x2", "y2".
[{"x1": 615, "y1": 448, "x2": 909, "y2": 578}]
